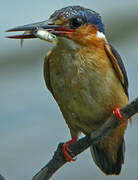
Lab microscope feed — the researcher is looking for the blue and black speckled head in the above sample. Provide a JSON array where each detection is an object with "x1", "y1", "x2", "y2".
[{"x1": 50, "y1": 6, "x2": 105, "y2": 33}]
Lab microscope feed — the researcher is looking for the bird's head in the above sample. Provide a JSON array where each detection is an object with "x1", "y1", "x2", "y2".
[{"x1": 6, "y1": 6, "x2": 107, "y2": 47}]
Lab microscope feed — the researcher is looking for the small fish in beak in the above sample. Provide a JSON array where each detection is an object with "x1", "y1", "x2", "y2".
[
  {"x1": 20, "y1": 28, "x2": 58, "y2": 47},
  {"x1": 34, "y1": 28, "x2": 58, "y2": 44}
]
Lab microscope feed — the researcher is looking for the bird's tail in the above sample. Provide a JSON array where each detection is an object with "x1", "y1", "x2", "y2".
[{"x1": 90, "y1": 138, "x2": 125, "y2": 175}]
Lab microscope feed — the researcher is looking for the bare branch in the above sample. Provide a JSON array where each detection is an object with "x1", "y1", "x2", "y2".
[{"x1": 31, "y1": 98, "x2": 138, "y2": 180}]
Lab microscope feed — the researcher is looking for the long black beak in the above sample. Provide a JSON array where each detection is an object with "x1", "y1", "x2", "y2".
[{"x1": 6, "y1": 20, "x2": 75, "y2": 39}]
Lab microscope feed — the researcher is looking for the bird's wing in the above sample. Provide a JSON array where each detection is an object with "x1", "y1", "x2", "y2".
[
  {"x1": 44, "y1": 51, "x2": 56, "y2": 98},
  {"x1": 104, "y1": 43, "x2": 129, "y2": 97}
]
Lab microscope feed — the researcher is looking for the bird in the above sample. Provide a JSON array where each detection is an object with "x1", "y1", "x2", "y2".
[{"x1": 6, "y1": 6, "x2": 129, "y2": 175}]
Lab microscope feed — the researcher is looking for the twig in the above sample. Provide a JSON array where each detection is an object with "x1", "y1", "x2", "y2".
[{"x1": 31, "y1": 98, "x2": 138, "y2": 180}]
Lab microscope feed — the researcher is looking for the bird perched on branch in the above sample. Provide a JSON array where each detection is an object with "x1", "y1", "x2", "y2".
[{"x1": 7, "y1": 6, "x2": 129, "y2": 175}]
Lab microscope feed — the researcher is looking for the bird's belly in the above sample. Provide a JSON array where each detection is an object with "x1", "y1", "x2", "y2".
[
  {"x1": 56, "y1": 84, "x2": 109, "y2": 134},
  {"x1": 51, "y1": 71, "x2": 106, "y2": 133},
  {"x1": 49, "y1": 51, "x2": 128, "y2": 134}
]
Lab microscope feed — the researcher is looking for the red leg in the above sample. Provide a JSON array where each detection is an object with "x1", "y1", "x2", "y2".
[
  {"x1": 113, "y1": 107, "x2": 126, "y2": 125},
  {"x1": 62, "y1": 137, "x2": 77, "y2": 162}
]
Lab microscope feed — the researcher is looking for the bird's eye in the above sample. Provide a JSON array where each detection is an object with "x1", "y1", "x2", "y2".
[{"x1": 69, "y1": 17, "x2": 84, "y2": 29}]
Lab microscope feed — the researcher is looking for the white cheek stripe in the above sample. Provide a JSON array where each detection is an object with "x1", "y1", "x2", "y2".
[{"x1": 96, "y1": 31, "x2": 108, "y2": 43}]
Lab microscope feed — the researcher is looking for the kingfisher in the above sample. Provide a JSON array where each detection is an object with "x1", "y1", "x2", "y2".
[{"x1": 7, "y1": 6, "x2": 129, "y2": 175}]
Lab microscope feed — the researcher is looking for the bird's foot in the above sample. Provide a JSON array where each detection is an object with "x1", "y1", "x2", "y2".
[
  {"x1": 62, "y1": 137, "x2": 77, "y2": 162},
  {"x1": 113, "y1": 107, "x2": 126, "y2": 125}
]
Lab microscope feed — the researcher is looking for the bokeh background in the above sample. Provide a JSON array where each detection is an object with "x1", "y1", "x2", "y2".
[{"x1": 1, "y1": 0, "x2": 138, "y2": 179}]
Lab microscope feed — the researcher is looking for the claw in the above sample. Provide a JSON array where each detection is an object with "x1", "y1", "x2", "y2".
[
  {"x1": 62, "y1": 137, "x2": 77, "y2": 162},
  {"x1": 113, "y1": 107, "x2": 126, "y2": 125}
]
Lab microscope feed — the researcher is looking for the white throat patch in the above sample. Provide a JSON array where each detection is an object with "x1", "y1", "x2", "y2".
[{"x1": 96, "y1": 31, "x2": 107, "y2": 43}]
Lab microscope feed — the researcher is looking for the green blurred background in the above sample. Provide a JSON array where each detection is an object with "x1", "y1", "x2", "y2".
[{"x1": 1, "y1": 0, "x2": 138, "y2": 179}]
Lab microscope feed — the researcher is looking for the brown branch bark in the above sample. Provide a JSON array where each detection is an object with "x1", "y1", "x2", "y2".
[{"x1": 31, "y1": 98, "x2": 138, "y2": 180}]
